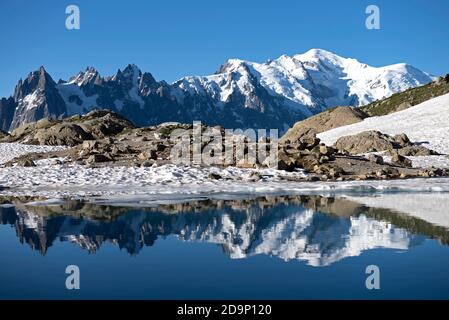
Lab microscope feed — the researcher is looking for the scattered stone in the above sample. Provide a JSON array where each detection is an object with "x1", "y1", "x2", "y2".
[
  {"x1": 82, "y1": 140, "x2": 98, "y2": 150},
  {"x1": 329, "y1": 167, "x2": 345, "y2": 178},
  {"x1": 391, "y1": 152, "x2": 413, "y2": 167},
  {"x1": 319, "y1": 156, "x2": 330, "y2": 164},
  {"x1": 299, "y1": 132, "x2": 320, "y2": 150},
  {"x1": 18, "y1": 159, "x2": 36, "y2": 167},
  {"x1": 137, "y1": 136, "x2": 149, "y2": 142},
  {"x1": 138, "y1": 150, "x2": 158, "y2": 161},
  {"x1": 208, "y1": 173, "x2": 222, "y2": 180},
  {"x1": 141, "y1": 160, "x2": 155, "y2": 167},
  {"x1": 367, "y1": 154, "x2": 384, "y2": 165},
  {"x1": 86, "y1": 154, "x2": 111, "y2": 164},
  {"x1": 249, "y1": 172, "x2": 262, "y2": 181},
  {"x1": 393, "y1": 133, "x2": 411, "y2": 147}
]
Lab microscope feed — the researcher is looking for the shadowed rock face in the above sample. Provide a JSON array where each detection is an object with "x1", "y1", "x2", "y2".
[
  {"x1": 0, "y1": 97, "x2": 15, "y2": 133},
  {"x1": 10, "y1": 67, "x2": 67, "y2": 131},
  {"x1": 2, "y1": 195, "x2": 448, "y2": 266}
]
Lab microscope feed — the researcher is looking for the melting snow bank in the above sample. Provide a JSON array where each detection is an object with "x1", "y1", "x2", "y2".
[
  {"x1": 318, "y1": 93, "x2": 449, "y2": 154},
  {"x1": 409, "y1": 155, "x2": 449, "y2": 169},
  {"x1": 0, "y1": 143, "x2": 66, "y2": 164},
  {"x1": 1, "y1": 161, "x2": 449, "y2": 204}
]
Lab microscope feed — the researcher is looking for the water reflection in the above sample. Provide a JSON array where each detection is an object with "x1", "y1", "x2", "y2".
[{"x1": 1, "y1": 195, "x2": 448, "y2": 266}]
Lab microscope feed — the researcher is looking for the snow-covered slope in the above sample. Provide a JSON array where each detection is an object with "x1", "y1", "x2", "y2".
[
  {"x1": 176, "y1": 48, "x2": 433, "y2": 115},
  {"x1": 295, "y1": 49, "x2": 433, "y2": 107},
  {"x1": 174, "y1": 55, "x2": 323, "y2": 117},
  {"x1": 318, "y1": 93, "x2": 449, "y2": 154}
]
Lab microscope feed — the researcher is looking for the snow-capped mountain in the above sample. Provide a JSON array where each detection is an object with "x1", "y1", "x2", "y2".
[
  {"x1": 295, "y1": 49, "x2": 433, "y2": 107},
  {"x1": 0, "y1": 49, "x2": 434, "y2": 132}
]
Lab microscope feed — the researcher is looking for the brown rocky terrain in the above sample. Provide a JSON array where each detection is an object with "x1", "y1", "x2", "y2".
[
  {"x1": 2, "y1": 109, "x2": 449, "y2": 182},
  {"x1": 2, "y1": 110, "x2": 135, "y2": 146},
  {"x1": 277, "y1": 130, "x2": 447, "y2": 181}
]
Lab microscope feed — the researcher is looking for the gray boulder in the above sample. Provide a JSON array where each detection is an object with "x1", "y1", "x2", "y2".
[
  {"x1": 34, "y1": 123, "x2": 94, "y2": 146},
  {"x1": 334, "y1": 131, "x2": 398, "y2": 154}
]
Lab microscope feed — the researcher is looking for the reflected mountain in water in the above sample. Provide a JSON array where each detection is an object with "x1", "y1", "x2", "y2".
[{"x1": 1, "y1": 195, "x2": 448, "y2": 266}]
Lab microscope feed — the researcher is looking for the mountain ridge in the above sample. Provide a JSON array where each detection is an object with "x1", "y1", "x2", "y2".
[{"x1": 0, "y1": 49, "x2": 434, "y2": 132}]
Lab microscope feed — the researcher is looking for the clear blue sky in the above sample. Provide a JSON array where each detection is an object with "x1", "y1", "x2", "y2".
[{"x1": 0, "y1": 0, "x2": 448, "y2": 97}]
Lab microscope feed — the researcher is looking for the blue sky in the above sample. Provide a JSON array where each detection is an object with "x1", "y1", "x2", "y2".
[{"x1": 0, "y1": 0, "x2": 448, "y2": 97}]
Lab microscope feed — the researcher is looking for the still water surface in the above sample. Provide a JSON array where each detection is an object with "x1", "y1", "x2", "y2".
[{"x1": 1, "y1": 194, "x2": 449, "y2": 299}]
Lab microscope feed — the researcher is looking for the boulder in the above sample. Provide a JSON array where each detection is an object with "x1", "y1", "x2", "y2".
[
  {"x1": 208, "y1": 172, "x2": 222, "y2": 180},
  {"x1": 34, "y1": 123, "x2": 94, "y2": 146},
  {"x1": 334, "y1": 131, "x2": 398, "y2": 154},
  {"x1": 138, "y1": 149, "x2": 158, "y2": 161},
  {"x1": 391, "y1": 152, "x2": 413, "y2": 167},
  {"x1": 141, "y1": 160, "x2": 155, "y2": 167},
  {"x1": 336, "y1": 131, "x2": 438, "y2": 157},
  {"x1": 367, "y1": 154, "x2": 384, "y2": 164},
  {"x1": 393, "y1": 133, "x2": 411, "y2": 147},
  {"x1": 82, "y1": 140, "x2": 98, "y2": 150},
  {"x1": 395, "y1": 145, "x2": 440, "y2": 156},
  {"x1": 86, "y1": 154, "x2": 111, "y2": 164},
  {"x1": 277, "y1": 153, "x2": 297, "y2": 171},
  {"x1": 17, "y1": 159, "x2": 36, "y2": 167},
  {"x1": 298, "y1": 131, "x2": 320, "y2": 150},
  {"x1": 318, "y1": 143, "x2": 336, "y2": 156}
]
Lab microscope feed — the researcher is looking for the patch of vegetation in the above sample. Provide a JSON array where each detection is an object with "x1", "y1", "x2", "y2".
[{"x1": 361, "y1": 75, "x2": 449, "y2": 116}]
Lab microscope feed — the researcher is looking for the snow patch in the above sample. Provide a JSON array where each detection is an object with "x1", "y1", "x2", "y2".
[
  {"x1": 318, "y1": 93, "x2": 449, "y2": 154},
  {"x1": 0, "y1": 143, "x2": 66, "y2": 165}
]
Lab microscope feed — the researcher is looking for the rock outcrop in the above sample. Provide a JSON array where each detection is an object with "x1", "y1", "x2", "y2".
[
  {"x1": 3, "y1": 111, "x2": 449, "y2": 182},
  {"x1": 281, "y1": 106, "x2": 367, "y2": 143},
  {"x1": 3, "y1": 110, "x2": 135, "y2": 146},
  {"x1": 333, "y1": 130, "x2": 439, "y2": 156}
]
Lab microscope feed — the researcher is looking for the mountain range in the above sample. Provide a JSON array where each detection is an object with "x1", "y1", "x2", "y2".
[{"x1": 0, "y1": 49, "x2": 434, "y2": 132}]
